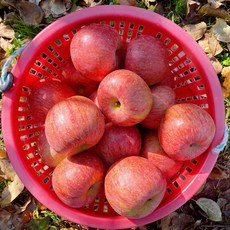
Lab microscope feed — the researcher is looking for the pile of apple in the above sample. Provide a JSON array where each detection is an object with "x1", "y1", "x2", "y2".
[{"x1": 28, "y1": 23, "x2": 216, "y2": 219}]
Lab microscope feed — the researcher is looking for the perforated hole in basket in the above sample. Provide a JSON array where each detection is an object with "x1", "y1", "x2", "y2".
[{"x1": 13, "y1": 17, "x2": 214, "y2": 216}]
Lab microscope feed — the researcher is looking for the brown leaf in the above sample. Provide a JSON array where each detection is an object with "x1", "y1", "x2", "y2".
[
  {"x1": 18, "y1": 1, "x2": 44, "y2": 25},
  {"x1": 209, "y1": 56, "x2": 223, "y2": 74},
  {"x1": 223, "y1": 188, "x2": 230, "y2": 201},
  {"x1": 29, "y1": 0, "x2": 42, "y2": 5},
  {"x1": 222, "y1": 86, "x2": 230, "y2": 98},
  {"x1": 208, "y1": 0, "x2": 223, "y2": 9},
  {"x1": 198, "y1": 31, "x2": 223, "y2": 56},
  {"x1": 0, "y1": 23, "x2": 15, "y2": 39},
  {"x1": 217, "y1": 197, "x2": 228, "y2": 209},
  {"x1": 183, "y1": 22, "x2": 206, "y2": 41},
  {"x1": 0, "y1": 149, "x2": 7, "y2": 158},
  {"x1": 50, "y1": 0, "x2": 68, "y2": 17},
  {"x1": 212, "y1": 18, "x2": 230, "y2": 43},
  {"x1": 185, "y1": 0, "x2": 201, "y2": 24},
  {"x1": 0, "y1": 158, "x2": 16, "y2": 181},
  {"x1": 209, "y1": 165, "x2": 229, "y2": 179},
  {"x1": 198, "y1": 4, "x2": 230, "y2": 23},
  {"x1": 160, "y1": 212, "x2": 195, "y2": 230},
  {"x1": 222, "y1": 66, "x2": 230, "y2": 93},
  {"x1": 0, "y1": 174, "x2": 24, "y2": 207},
  {"x1": 116, "y1": 0, "x2": 137, "y2": 6},
  {"x1": 0, "y1": 208, "x2": 12, "y2": 230},
  {"x1": 160, "y1": 212, "x2": 178, "y2": 230},
  {"x1": 0, "y1": 37, "x2": 13, "y2": 51}
]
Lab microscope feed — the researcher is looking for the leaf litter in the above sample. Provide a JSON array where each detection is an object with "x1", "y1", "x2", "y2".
[{"x1": 0, "y1": 0, "x2": 230, "y2": 229}]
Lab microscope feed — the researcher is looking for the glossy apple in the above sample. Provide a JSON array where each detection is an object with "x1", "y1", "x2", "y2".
[
  {"x1": 61, "y1": 59, "x2": 99, "y2": 97},
  {"x1": 94, "y1": 122, "x2": 142, "y2": 167},
  {"x1": 37, "y1": 131, "x2": 67, "y2": 168},
  {"x1": 70, "y1": 23, "x2": 122, "y2": 81},
  {"x1": 140, "y1": 85, "x2": 176, "y2": 129},
  {"x1": 141, "y1": 130, "x2": 182, "y2": 179},
  {"x1": 97, "y1": 69, "x2": 153, "y2": 126},
  {"x1": 105, "y1": 156, "x2": 166, "y2": 219},
  {"x1": 45, "y1": 95, "x2": 105, "y2": 155},
  {"x1": 124, "y1": 35, "x2": 171, "y2": 86},
  {"x1": 158, "y1": 103, "x2": 216, "y2": 161},
  {"x1": 52, "y1": 151, "x2": 106, "y2": 208}
]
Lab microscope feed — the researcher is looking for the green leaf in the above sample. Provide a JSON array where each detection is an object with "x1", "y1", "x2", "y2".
[{"x1": 196, "y1": 198, "x2": 222, "y2": 222}]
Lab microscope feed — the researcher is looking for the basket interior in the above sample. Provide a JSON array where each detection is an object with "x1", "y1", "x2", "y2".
[{"x1": 2, "y1": 7, "x2": 222, "y2": 228}]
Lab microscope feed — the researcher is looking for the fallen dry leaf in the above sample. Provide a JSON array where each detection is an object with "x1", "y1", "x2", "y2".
[
  {"x1": 0, "y1": 37, "x2": 13, "y2": 51},
  {"x1": 198, "y1": 31, "x2": 223, "y2": 56},
  {"x1": 160, "y1": 212, "x2": 195, "y2": 230},
  {"x1": 50, "y1": 0, "x2": 68, "y2": 17},
  {"x1": 217, "y1": 197, "x2": 228, "y2": 209},
  {"x1": 0, "y1": 174, "x2": 24, "y2": 207},
  {"x1": 198, "y1": 3, "x2": 230, "y2": 23},
  {"x1": 0, "y1": 149, "x2": 7, "y2": 158},
  {"x1": 0, "y1": 22, "x2": 15, "y2": 39},
  {"x1": 0, "y1": 158, "x2": 16, "y2": 181},
  {"x1": 185, "y1": 0, "x2": 201, "y2": 24},
  {"x1": 183, "y1": 22, "x2": 207, "y2": 41},
  {"x1": 196, "y1": 197, "x2": 222, "y2": 222},
  {"x1": 0, "y1": 208, "x2": 12, "y2": 230},
  {"x1": 160, "y1": 212, "x2": 178, "y2": 230},
  {"x1": 208, "y1": 0, "x2": 223, "y2": 9},
  {"x1": 18, "y1": 1, "x2": 44, "y2": 25},
  {"x1": 116, "y1": 0, "x2": 137, "y2": 6},
  {"x1": 29, "y1": 0, "x2": 42, "y2": 5},
  {"x1": 212, "y1": 18, "x2": 230, "y2": 43},
  {"x1": 209, "y1": 165, "x2": 229, "y2": 179},
  {"x1": 209, "y1": 56, "x2": 223, "y2": 74},
  {"x1": 221, "y1": 66, "x2": 230, "y2": 96},
  {"x1": 40, "y1": 0, "x2": 72, "y2": 18}
]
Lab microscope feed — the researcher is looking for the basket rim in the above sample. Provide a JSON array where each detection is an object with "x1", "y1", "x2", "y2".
[{"x1": 1, "y1": 5, "x2": 226, "y2": 229}]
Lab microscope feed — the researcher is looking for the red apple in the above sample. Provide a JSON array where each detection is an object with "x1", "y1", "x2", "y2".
[
  {"x1": 141, "y1": 130, "x2": 182, "y2": 179},
  {"x1": 70, "y1": 23, "x2": 122, "y2": 81},
  {"x1": 45, "y1": 95, "x2": 105, "y2": 155},
  {"x1": 37, "y1": 131, "x2": 67, "y2": 168},
  {"x1": 94, "y1": 122, "x2": 142, "y2": 167},
  {"x1": 105, "y1": 156, "x2": 166, "y2": 219},
  {"x1": 124, "y1": 35, "x2": 171, "y2": 86},
  {"x1": 97, "y1": 69, "x2": 153, "y2": 126},
  {"x1": 52, "y1": 151, "x2": 106, "y2": 208},
  {"x1": 27, "y1": 77, "x2": 76, "y2": 121},
  {"x1": 140, "y1": 85, "x2": 176, "y2": 129},
  {"x1": 89, "y1": 90, "x2": 99, "y2": 107},
  {"x1": 61, "y1": 59, "x2": 99, "y2": 97},
  {"x1": 157, "y1": 73, "x2": 174, "y2": 88},
  {"x1": 158, "y1": 103, "x2": 216, "y2": 161}
]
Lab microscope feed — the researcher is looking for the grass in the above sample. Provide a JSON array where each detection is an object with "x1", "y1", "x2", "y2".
[{"x1": 164, "y1": 0, "x2": 186, "y2": 24}]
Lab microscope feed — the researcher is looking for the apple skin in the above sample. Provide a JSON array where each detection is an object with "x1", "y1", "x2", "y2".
[
  {"x1": 89, "y1": 90, "x2": 99, "y2": 107},
  {"x1": 158, "y1": 73, "x2": 174, "y2": 88},
  {"x1": 61, "y1": 59, "x2": 99, "y2": 97},
  {"x1": 37, "y1": 131, "x2": 67, "y2": 168},
  {"x1": 97, "y1": 69, "x2": 153, "y2": 127},
  {"x1": 124, "y1": 35, "x2": 171, "y2": 86},
  {"x1": 52, "y1": 151, "x2": 106, "y2": 208},
  {"x1": 105, "y1": 156, "x2": 166, "y2": 219},
  {"x1": 140, "y1": 85, "x2": 176, "y2": 129},
  {"x1": 93, "y1": 122, "x2": 142, "y2": 167},
  {"x1": 45, "y1": 95, "x2": 105, "y2": 155},
  {"x1": 158, "y1": 103, "x2": 216, "y2": 161},
  {"x1": 141, "y1": 130, "x2": 182, "y2": 179},
  {"x1": 70, "y1": 23, "x2": 122, "y2": 82},
  {"x1": 27, "y1": 77, "x2": 76, "y2": 121}
]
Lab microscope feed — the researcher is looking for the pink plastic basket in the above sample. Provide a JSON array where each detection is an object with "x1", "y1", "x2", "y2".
[{"x1": 1, "y1": 5, "x2": 227, "y2": 229}]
